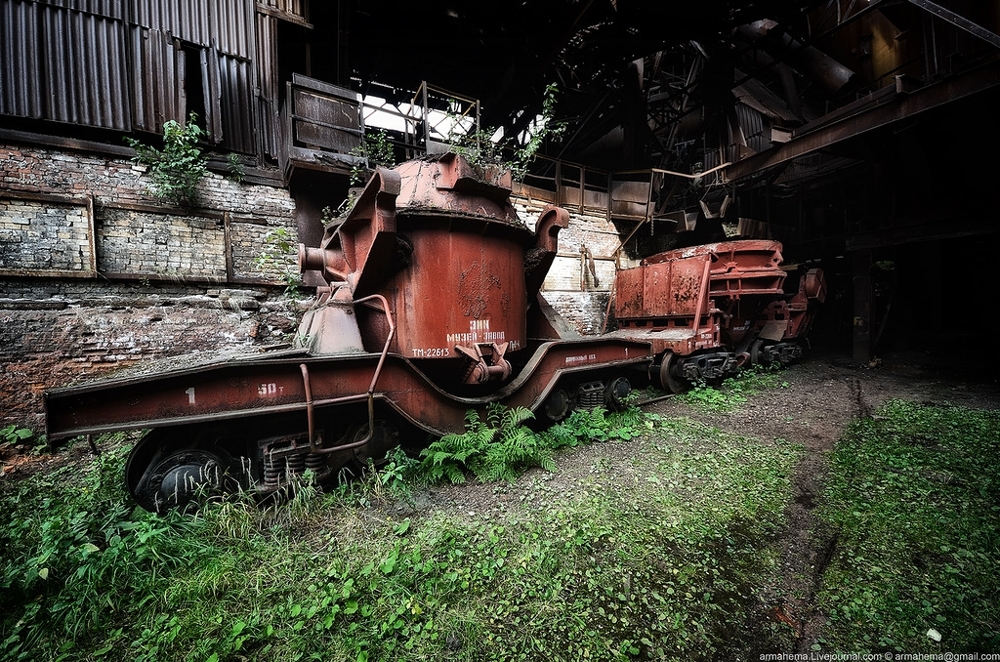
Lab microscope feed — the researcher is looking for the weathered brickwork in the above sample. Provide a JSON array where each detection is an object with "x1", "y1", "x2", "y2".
[
  {"x1": 1, "y1": 145, "x2": 295, "y2": 220},
  {"x1": 230, "y1": 219, "x2": 297, "y2": 282},
  {"x1": 0, "y1": 196, "x2": 92, "y2": 273},
  {"x1": 0, "y1": 282, "x2": 303, "y2": 432},
  {"x1": 0, "y1": 142, "x2": 301, "y2": 432},
  {"x1": 543, "y1": 291, "x2": 613, "y2": 336},
  {"x1": 98, "y1": 208, "x2": 227, "y2": 278},
  {"x1": 513, "y1": 196, "x2": 625, "y2": 335},
  {"x1": 1, "y1": 143, "x2": 296, "y2": 282}
]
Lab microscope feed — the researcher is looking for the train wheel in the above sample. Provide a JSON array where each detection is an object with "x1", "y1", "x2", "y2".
[
  {"x1": 750, "y1": 339, "x2": 772, "y2": 367},
  {"x1": 125, "y1": 431, "x2": 164, "y2": 506},
  {"x1": 543, "y1": 388, "x2": 572, "y2": 422},
  {"x1": 126, "y1": 429, "x2": 247, "y2": 513},
  {"x1": 659, "y1": 352, "x2": 689, "y2": 394},
  {"x1": 604, "y1": 377, "x2": 632, "y2": 410},
  {"x1": 138, "y1": 449, "x2": 236, "y2": 513},
  {"x1": 346, "y1": 419, "x2": 400, "y2": 472},
  {"x1": 346, "y1": 422, "x2": 378, "y2": 469}
]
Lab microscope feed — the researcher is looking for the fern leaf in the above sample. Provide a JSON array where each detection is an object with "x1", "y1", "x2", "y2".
[
  {"x1": 485, "y1": 402, "x2": 504, "y2": 430},
  {"x1": 475, "y1": 427, "x2": 497, "y2": 446},
  {"x1": 500, "y1": 405, "x2": 535, "y2": 430},
  {"x1": 445, "y1": 466, "x2": 466, "y2": 484},
  {"x1": 464, "y1": 409, "x2": 481, "y2": 432}
]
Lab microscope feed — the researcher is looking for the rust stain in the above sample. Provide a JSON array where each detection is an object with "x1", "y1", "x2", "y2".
[{"x1": 769, "y1": 605, "x2": 801, "y2": 635}]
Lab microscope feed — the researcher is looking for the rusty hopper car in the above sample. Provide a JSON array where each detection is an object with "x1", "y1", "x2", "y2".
[
  {"x1": 608, "y1": 239, "x2": 824, "y2": 392},
  {"x1": 665, "y1": 240, "x2": 826, "y2": 367},
  {"x1": 44, "y1": 153, "x2": 651, "y2": 512},
  {"x1": 748, "y1": 264, "x2": 827, "y2": 366}
]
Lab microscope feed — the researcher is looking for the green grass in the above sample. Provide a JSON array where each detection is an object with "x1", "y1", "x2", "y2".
[
  {"x1": 10, "y1": 387, "x2": 992, "y2": 661},
  {"x1": 0, "y1": 410, "x2": 799, "y2": 662},
  {"x1": 813, "y1": 399, "x2": 1000, "y2": 653},
  {"x1": 674, "y1": 365, "x2": 789, "y2": 413}
]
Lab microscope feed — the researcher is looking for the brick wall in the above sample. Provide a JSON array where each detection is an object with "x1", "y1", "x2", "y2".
[
  {"x1": 513, "y1": 195, "x2": 632, "y2": 336},
  {"x1": 1, "y1": 143, "x2": 297, "y2": 283},
  {"x1": 0, "y1": 283, "x2": 303, "y2": 432},
  {"x1": 1, "y1": 142, "x2": 301, "y2": 432},
  {"x1": 98, "y1": 208, "x2": 228, "y2": 278},
  {"x1": 0, "y1": 196, "x2": 92, "y2": 272}
]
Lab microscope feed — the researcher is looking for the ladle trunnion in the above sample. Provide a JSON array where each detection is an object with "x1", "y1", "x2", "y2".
[{"x1": 44, "y1": 153, "x2": 651, "y2": 512}]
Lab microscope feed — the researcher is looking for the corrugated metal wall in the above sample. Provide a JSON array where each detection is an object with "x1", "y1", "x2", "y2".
[
  {"x1": 130, "y1": 26, "x2": 184, "y2": 133},
  {"x1": 256, "y1": 12, "x2": 279, "y2": 159},
  {"x1": 1, "y1": 0, "x2": 130, "y2": 130},
  {"x1": 29, "y1": 0, "x2": 126, "y2": 17},
  {"x1": 210, "y1": 0, "x2": 253, "y2": 58},
  {"x1": 218, "y1": 55, "x2": 255, "y2": 152},
  {"x1": 130, "y1": 0, "x2": 256, "y2": 151},
  {"x1": 1, "y1": 1, "x2": 45, "y2": 118},
  {"x1": 1, "y1": 0, "x2": 278, "y2": 155},
  {"x1": 735, "y1": 104, "x2": 770, "y2": 155},
  {"x1": 131, "y1": 0, "x2": 252, "y2": 59}
]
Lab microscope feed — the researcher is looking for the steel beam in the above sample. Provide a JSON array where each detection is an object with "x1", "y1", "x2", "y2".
[
  {"x1": 906, "y1": 0, "x2": 1000, "y2": 48},
  {"x1": 722, "y1": 59, "x2": 1000, "y2": 183}
]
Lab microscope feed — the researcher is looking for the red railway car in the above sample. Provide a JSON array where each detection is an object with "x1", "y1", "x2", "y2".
[
  {"x1": 45, "y1": 154, "x2": 651, "y2": 512},
  {"x1": 44, "y1": 153, "x2": 825, "y2": 511},
  {"x1": 609, "y1": 239, "x2": 825, "y2": 392}
]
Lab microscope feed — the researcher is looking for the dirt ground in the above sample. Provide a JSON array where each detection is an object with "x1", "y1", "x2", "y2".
[
  {"x1": 5, "y1": 346, "x2": 1000, "y2": 654},
  {"x1": 411, "y1": 347, "x2": 1000, "y2": 652},
  {"x1": 639, "y1": 348, "x2": 1000, "y2": 650}
]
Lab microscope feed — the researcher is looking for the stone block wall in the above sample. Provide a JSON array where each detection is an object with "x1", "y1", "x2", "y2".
[{"x1": 1, "y1": 142, "x2": 301, "y2": 433}]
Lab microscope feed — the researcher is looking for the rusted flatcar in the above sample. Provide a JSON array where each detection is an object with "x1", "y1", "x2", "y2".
[{"x1": 45, "y1": 154, "x2": 651, "y2": 512}]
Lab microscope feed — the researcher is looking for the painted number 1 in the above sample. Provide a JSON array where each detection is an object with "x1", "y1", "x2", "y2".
[{"x1": 185, "y1": 387, "x2": 196, "y2": 405}]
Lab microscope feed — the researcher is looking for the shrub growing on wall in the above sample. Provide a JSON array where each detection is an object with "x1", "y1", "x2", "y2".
[{"x1": 126, "y1": 113, "x2": 208, "y2": 205}]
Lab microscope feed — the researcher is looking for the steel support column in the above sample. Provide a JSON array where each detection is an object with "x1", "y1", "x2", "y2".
[{"x1": 853, "y1": 248, "x2": 872, "y2": 364}]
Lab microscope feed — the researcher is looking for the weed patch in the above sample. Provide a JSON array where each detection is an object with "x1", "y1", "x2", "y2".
[
  {"x1": 1, "y1": 425, "x2": 41, "y2": 457},
  {"x1": 814, "y1": 400, "x2": 1000, "y2": 653},
  {"x1": 675, "y1": 366, "x2": 787, "y2": 413},
  {"x1": 125, "y1": 113, "x2": 207, "y2": 205},
  {"x1": 0, "y1": 411, "x2": 799, "y2": 661},
  {"x1": 413, "y1": 404, "x2": 647, "y2": 486}
]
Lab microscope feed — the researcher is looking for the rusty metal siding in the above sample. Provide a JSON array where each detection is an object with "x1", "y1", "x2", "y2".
[
  {"x1": 211, "y1": 0, "x2": 256, "y2": 150},
  {"x1": 131, "y1": 26, "x2": 184, "y2": 132},
  {"x1": 210, "y1": 0, "x2": 253, "y2": 59},
  {"x1": 30, "y1": 0, "x2": 125, "y2": 19},
  {"x1": 132, "y1": 0, "x2": 211, "y2": 48},
  {"x1": 129, "y1": 0, "x2": 256, "y2": 149},
  {"x1": 3, "y1": 0, "x2": 265, "y2": 156},
  {"x1": 256, "y1": 11, "x2": 279, "y2": 158},
  {"x1": 0, "y1": 0, "x2": 129, "y2": 130},
  {"x1": 217, "y1": 54, "x2": 255, "y2": 151},
  {"x1": 1, "y1": 0, "x2": 45, "y2": 118},
  {"x1": 132, "y1": 0, "x2": 252, "y2": 58},
  {"x1": 42, "y1": 4, "x2": 130, "y2": 128}
]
